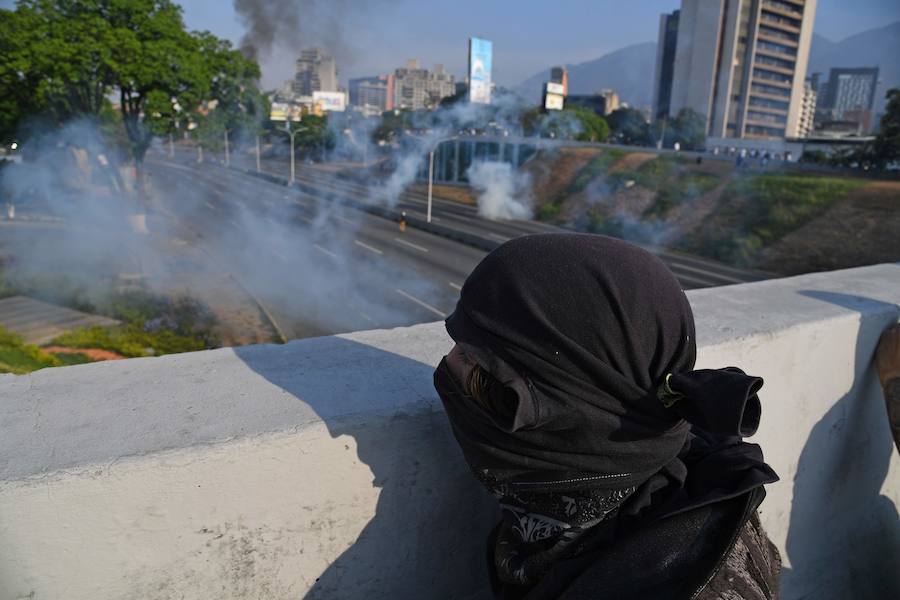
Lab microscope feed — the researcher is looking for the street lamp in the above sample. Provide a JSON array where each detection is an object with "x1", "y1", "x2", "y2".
[
  {"x1": 411, "y1": 134, "x2": 458, "y2": 224},
  {"x1": 275, "y1": 120, "x2": 307, "y2": 184}
]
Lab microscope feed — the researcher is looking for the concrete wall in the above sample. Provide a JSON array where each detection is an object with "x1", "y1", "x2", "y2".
[{"x1": 2, "y1": 264, "x2": 899, "y2": 599}]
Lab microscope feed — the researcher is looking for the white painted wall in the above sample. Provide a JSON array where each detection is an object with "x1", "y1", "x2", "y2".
[{"x1": 2, "y1": 264, "x2": 899, "y2": 599}]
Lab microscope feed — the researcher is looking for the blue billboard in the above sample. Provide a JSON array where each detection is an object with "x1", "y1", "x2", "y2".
[{"x1": 468, "y1": 37, "x2": 493, "y2": 105}]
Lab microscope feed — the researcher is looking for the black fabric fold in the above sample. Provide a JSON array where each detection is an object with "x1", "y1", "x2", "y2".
[{"x1": 437, "y1": 233, "x2": 778, "y2": 520}]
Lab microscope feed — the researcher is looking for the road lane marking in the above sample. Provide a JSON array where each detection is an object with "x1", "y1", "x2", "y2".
[
  {"x1": 314, "y1": 244, "x2": 337, "y2": 259},
  {"x1": 358, "y1": 312, "x2": 374, "y2": 323},
  {"x1": 395, "y1": 289, "x2": 445, "y2": 318},
  {"x1": 297, "y1": 214, "x2": 313, "y2": 224},
  {"x1": 335, "y1": 214, "x2": 355, "y2": 225},
  {"x1": 487, "y1": 232, "x2": 511, "y2": 242},
  {"x1": 204, "y1": 201, "x2": 216, "y2": 211},
  {"x1": 448, "y1": 282, "x2": 462, "y2": 291},
  {"x1": 354, "y1": 240, "x2": 383, "y2": 255},
  {"x1": 393, "y1": 237, "x2": 429, "y2": 253},
  {"x1": 228, "y1": 218, "x2": 240, "y2": 229}
]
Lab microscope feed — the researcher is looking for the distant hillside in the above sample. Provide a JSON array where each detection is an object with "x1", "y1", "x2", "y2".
[
  {"x1": 807, "y1": 21, "x2": 900, "y2": 114},
  {"x1": 516, "y1": 21, "x2": 900, "y2": 114},
  {"x1": 515, "y1": 42, "x2": 658, "y2": 108}
]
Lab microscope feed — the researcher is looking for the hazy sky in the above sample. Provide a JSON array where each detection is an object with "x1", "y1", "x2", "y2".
[{"x1": 3, "y1": 0, "x2": 898, "y2": 88}]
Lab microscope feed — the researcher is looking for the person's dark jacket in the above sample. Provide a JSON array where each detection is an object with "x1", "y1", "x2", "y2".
[{"x1": 492, "y1": 488, "x2": 780, "y2": 600}]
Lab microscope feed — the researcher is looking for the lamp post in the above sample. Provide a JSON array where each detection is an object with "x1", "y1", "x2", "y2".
[
  {"x1": 427, "y1": 149, "x2": 435, "y2": 223},
  {"x1": 224, "y1": 129, "x2": 230, "y2": 166},
  {"x1": 256, "y1": 135, "x2": 261, "y2": 173},
  {"x1": 277, "y1": 121, "x2": 307, "y2": 185}
]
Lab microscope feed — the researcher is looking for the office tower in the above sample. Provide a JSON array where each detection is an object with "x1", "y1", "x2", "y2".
[
  {"x1": 653, "y1": 10, "x2": 680, "y2": 121},
  {"x1": 349, "y1": 75, "x2": 394, "y2": 116},
  {"x1": 656, "y1": 0, "x2": 817, "y2": 140},
  {"x1": 392, "y1": 60, "x2": 456, "y2": 111},
  {"x1": 798, "y1": 77, "x2": 817, "y2": 137},
  {"x1": 599, "y1": 89, "x2": 621, "y2": 115},
  {"x1": 292, "y1": 48, "x2": 338, "y2": 97},
  {"x1": 818, "y1": 67, "x2": 880, "y2": 132}
]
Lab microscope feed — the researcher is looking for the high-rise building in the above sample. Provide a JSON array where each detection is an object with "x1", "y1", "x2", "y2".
[
  {"x1": 818, "y1": 67, "x2": 879, "y2": 132},
  {"x1": 655, "y1": 0, "x2": 817, "y2": 141},
  {"x1": 392, "y1": 59, "x2": 456, "y2": 111},
  {"x1": 349, "y1": 75, "x2": 394, "y2": 116},
  {"x1": 652, "y1": 10, "x2": 680, "y2": 121},
  {"x1": 292, "y1": 48, "x2": 338, "y2": 97},
  {"x1": 599, "y1": 89, "x2": 621, "y2": 115},
  {"x1": 798, "y1": 77, "x2": 817, "y2": 137}
]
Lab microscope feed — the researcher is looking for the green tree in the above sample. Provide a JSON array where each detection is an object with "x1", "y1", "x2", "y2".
[
  {"x1": 0, "y1": 1, "x2": 263, "y2": 195},
  {"x1": 607, "y1": 107, "x2": 652, "y2": 146},
  {"x1": 867, "y1": 88, "x2": 900, "y2": 168},
  {"x1": 664, "y1": 108, "x2": 706, "y2": 150},
  {"x1": 564, "y1": 106, "x2": 610, "y2": 142}
]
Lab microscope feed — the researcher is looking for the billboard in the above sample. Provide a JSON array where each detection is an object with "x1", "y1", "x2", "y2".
[
  {"x1": 313, "y1": 91, "x2": 347, "y2": 112},
  {"x1": 269, "y1": 102, "x2": 303, "y2": 122},
  {"x1": 544, "y1": 94, "x2": 564, "y2": 111},
  {"x1": 545, "y1": 82, "x2": 565, "y2": 96},
  {"x1": 468, "y1": 37, "x2": 493, "y2": 105}
]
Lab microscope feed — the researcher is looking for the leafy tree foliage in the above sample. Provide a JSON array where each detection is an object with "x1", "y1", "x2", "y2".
[
  {"x1": 661, "y1": 108, "x2": 706, "y2": 150},
  {"x1": 564, "y1": 106, "x2": 610, "y2": 142},
  {"x1": 0, "y1": 0, "x2": 262, "y2": 190},
  {"x1": 867, "y1": 88, "x2": 900, "y2": 168},
  {"x1": 607, "y1": 107, "x2": 653, "y2": 146}
]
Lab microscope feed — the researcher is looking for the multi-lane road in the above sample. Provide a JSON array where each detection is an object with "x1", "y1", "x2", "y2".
[{"x1": 146, "y1": 149, "x2": 766, "y2": 340}]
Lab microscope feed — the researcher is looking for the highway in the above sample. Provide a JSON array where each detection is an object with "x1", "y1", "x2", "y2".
[
  {"x1": 145, "y1": 157, "x2": 486, "y2": 339},
  {"x1": 147, "y1": 149, "x2": 766, "y2": 339}
]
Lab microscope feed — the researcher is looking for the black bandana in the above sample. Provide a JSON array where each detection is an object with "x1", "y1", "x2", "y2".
[{"x1": 434, "y1": 233, "x2": 778, "y2": 587}]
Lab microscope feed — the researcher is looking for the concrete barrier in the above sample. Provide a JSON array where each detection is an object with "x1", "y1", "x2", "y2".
[{"x1": 2, "y1": 264, "x2": 899, "y2": 599}]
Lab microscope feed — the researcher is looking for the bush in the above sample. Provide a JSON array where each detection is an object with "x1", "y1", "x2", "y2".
[{"x1": 0, "y1": 326, "x2": 60, "y2": 374}]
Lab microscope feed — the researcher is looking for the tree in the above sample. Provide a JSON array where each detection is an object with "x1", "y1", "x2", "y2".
[
  {"x1": 0, "y1": 1, "x2": 263, "y2": 197},
  {"x1": 564, "y1": 106, "x2": 610, "y2": 142},
  {"x1": 665, "y1": 108, "x2": 706, "y2": 150},
  {"x1": 607, "y1": 107, "x2": 652, "y2": 146},
  {"x1": 867, "y1": 88, "x2": 900, "y2": 168}
]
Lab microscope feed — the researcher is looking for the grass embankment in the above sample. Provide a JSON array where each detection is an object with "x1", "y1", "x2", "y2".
[
  {"x1": 49, "y1": 291, "x2": 216, "y2": 358},
  {"x1": 682, "y1": 174, "x2": 864, "y2": 265},
  {"x1": 538, "y1": 149, "x2": 626, "y2": 221},
  {"x1": 0, "y1": 271, "x2": 220, "y2": 374},
  {"x1": 0, "y1": 326, "x2": 63, "y2": 374}
]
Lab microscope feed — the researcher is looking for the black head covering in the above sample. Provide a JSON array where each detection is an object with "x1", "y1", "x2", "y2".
[{"x1": 436, "y1": 233, "x2": 777, "y2": 520}]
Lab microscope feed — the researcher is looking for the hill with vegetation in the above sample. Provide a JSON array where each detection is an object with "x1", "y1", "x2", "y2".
[{"x1": 525, "y1": 148, "x2": 900, "y2": 275}]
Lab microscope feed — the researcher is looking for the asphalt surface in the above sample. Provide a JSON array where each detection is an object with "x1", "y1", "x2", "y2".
[{"x1": 145, "y1": 157, "x2": 486, "y2": 339}]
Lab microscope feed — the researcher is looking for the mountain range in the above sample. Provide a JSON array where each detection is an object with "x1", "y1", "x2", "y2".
[{"x1": 515, "y1": 21, "x2": 900, "y2": 114}]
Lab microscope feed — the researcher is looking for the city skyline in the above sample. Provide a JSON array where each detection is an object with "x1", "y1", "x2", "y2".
[{"x1": 162, "y1": 0, "x2": 900, "y2": 89}]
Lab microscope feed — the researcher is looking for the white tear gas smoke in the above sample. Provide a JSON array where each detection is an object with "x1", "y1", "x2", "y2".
[
  {"x1": 0, "y1": 120, "x2": 457, "y2": 340},
  {"x1": 467, "y1": 162, "x2": 533, "y2": 220},
  {"x1": 353, "y1": 92, "x2": 543, "y2": 215}
]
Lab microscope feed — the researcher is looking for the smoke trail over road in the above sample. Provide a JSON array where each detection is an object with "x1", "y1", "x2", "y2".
[{"x1": 468, "y1": 162, "x2": 533, "y2": 220}]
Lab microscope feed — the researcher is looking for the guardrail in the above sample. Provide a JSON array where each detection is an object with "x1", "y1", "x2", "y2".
[{"x1": 2, "y1": 263, "x2": 899, "y2": 599}]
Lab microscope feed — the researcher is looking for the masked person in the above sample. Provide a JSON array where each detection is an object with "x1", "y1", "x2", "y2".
[{"x1": 434, "y1": 234, "x2": 781, "y2": 600}]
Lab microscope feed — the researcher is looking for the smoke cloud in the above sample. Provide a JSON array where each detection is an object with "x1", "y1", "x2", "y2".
[{"x1": 468, "y1": 161, "x2": 533, "y2": 220}]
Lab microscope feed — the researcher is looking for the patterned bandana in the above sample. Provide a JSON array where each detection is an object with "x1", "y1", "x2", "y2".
[{"x1": 475, "y1": 468, "x2": 636, "y2": 586}]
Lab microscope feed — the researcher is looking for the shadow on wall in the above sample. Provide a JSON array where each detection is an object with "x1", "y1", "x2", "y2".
[
  {"x1": 783, "y1": 291, "x2": 900, "y2": 599},
  {"x1": 233, "y1": 337, "x2": 497, "y2": 600}
]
